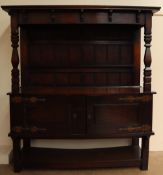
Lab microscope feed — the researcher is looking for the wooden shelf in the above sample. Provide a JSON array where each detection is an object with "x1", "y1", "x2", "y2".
[
  {"x1": 22, "y1": 146, "x2": 141, "y2": 169},
  {"x1": 8, "y1": 86, "x2": 156, "y2": 96},
  {"x1": 20, "y1": 86, "x2": 149, "y2": 96}
]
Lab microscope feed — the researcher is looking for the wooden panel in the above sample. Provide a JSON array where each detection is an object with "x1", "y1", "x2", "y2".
[
  {"x1": 87, "y1": 95, "x2": 152, "y2": 137},
  {"x1": 88, "y1": 103, "x2": 140, "y2": 136},
  {"x1": 112, "y1": 12, "x2": 136, "y2": 24},
  {"x1": 19, "y1": 12, "x2": 80, "y2": 24},
  {"x1": 20, "y1": 25, "x2": 138, "y2": 91},
  {"x1": 26, "y1": 97, "x2": 71, "y2": 137},
  {"x1": 50, "y1": 12, "x2": 80, "y2": 23},
  {"x1": 28, "y1": 42, "x2": 133, "y2": 68},
  {"x1": 17, "y1": 11, "x2": 145, "y2": 25},
  {"x1": 83, "y1": 12, "x2": 108, "y2": 23},
  {"x1": 26, "y1": 71, "x2": 134, "y2": 87}
]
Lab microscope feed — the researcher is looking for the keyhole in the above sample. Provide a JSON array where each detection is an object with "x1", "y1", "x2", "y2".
[
  {"x1": 88, "y1": 114, "x2": 92, "y2": 120},
  {"x1": 73, "y1": 113, "x2": 77, "y2": 119}
]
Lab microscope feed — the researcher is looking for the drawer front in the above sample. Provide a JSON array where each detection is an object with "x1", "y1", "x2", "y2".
[{"x1": 87, "y1": 95, "x2": 152, "y2": 137}]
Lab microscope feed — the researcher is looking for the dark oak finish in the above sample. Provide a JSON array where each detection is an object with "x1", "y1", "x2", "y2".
[
  {"x1": 1, "y1": 5, "x2": 160, "y2": 172},
  {"x1": 22, "y1": 146, "x2": 141, "y2": 169},
  {"x1": 12, "y1": 138, "x2": 21, "y2": 172},
  {"x1": 11, "y1": 12, "x2": 19, "y2": 93}
]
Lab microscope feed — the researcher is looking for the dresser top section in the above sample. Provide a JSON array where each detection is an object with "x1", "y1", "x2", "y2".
[{"x1": 1, "y1": 5, "x2": 161, "y2": 14}]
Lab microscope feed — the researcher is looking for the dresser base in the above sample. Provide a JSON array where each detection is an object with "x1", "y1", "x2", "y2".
[{"x1": 9, "y1": 145, "x2": 147, "y2": 172}]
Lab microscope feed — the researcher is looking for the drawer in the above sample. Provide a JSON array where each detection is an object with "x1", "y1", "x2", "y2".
[{"x1": 86, "y1": 94, "x2": 152, "y2": 137}]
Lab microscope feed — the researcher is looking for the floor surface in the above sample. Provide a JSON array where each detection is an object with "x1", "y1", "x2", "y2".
[{"x1": 0, "y1": 152, "x2": 162, "y2": 175}]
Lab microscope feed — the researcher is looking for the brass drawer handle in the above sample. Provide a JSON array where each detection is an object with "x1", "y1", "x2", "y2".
[
  {"x1": 27, "y1": 97, "x2": 46, "y2": 103},
  {"x1": 119, "y1": 96, "x2": 151, "y2": 102},
  {"x1": 12, "y1": 126, "x2": 23, "y2": 133},
  {"x1": 12, "y1": 126, "x2": 47, "y2": 133},
  {"x1": 119, "y1": 125, "x2": 151, "y2": 132},
  {"x1": 11, "y1": 97, "x2": 22, "y2": 103},
  {"x1": 11, "y1": 97, "x2": 46, "y2": 103},
  {"x1": 30, "y1": 126, "x2": 47, "y2": 133}
]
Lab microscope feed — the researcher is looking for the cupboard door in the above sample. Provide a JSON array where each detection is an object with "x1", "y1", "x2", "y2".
[
  {"x1": 87, "y1": 95, "x2": 152, "y2": 137},
  {"x1": 10, "y1": 96, "x2": 25, "y2": 131},
  {"x1": 27, "y1": 96, "x2": 71, "y2": 137},
  {"x1": 28, "y1": 96, "x2": 86, "y2": 137},
  {"x1": 10, "y1": 96, "x2": 86, "y2": 138}
]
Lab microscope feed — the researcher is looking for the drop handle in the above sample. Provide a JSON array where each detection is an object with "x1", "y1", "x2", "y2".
[
  {"x1": 29, "y1": 97, "x2": 46, "y2": 103},
  {"x1": 24, "y1": 97, "x2": 46, "y2": 103}
]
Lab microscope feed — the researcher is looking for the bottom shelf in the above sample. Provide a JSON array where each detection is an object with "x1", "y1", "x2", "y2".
[{"x1": 22, "y1": 146, "x2": 141, "y2": 169}]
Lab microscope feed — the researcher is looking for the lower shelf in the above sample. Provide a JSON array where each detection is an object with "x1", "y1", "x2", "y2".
[{"x1": 22, "y1": 146, "x2": 141, "y2": 169}]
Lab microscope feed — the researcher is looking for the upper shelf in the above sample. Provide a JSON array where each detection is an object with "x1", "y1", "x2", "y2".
[
  {"x1": 1, "y1": 5, "x2": 161, "y2": 25},
  {"x1": 7, "y1": 86, "x2": 156, "y2": 96},
  {"x1": 1, "y1": 5, "x2": 161, "y2": 13}
]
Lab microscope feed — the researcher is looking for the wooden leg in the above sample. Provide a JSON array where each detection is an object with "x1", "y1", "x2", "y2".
[
  {"x1": 140, "y1": 136, "x2": 150, "y2": 170},
  {"x1": 132, "y1": 137, "x2": 139, "y2": 147},
  {"x1": 9, "y1": 150, "x2": 13, "y2": 165},
  {"x1": 23, "y1": 139, "x2": 31, "y2": 151},
  {"x1": 12, "y1": 138, "x2": 22, "y2": 172}
]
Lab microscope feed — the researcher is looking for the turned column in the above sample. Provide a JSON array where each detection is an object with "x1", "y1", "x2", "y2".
[
  {"x1": 10, "y1": 12, "x2": 21, "y2": 172},
  {"x1": 23, "y1": 139, "x2": 31, "y2": 151},
  {"x1": 10, "y1": 11, "x2": 20, "y2": 93},
  {"x1": 140, "y1": 136, "x2": 150, "y2": 170},
  {"x1": 143, "y1": 13, "x2": 152, "y2": 92},
  {"x1": 132, "y1": 137, "x2": 139, "y2": 147},
  {"x1": 12, "y1": 138, "x2": 22, "y2": 172}
]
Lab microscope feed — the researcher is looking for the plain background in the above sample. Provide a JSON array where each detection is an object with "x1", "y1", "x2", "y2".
[{"x1": 0, "y1": 1, "x2": 163, "y2": 163}]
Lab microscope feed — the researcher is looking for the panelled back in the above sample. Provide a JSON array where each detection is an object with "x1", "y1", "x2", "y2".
[{"x1": 20, "y1": 25, "x2": 140, "y2": 92}]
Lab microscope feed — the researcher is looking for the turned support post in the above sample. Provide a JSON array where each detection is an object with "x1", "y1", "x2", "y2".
[
  {"x1": 132, "y1": 137, "x2": 139, "y2": 147},
  {"x1": 23, "y1": 139, "x2": 31, "y2": 150},
  {"x1": 143, "y1": 13, "x2": 152, "y2": 92},
  {"x1": 140, "y1": 136, "x2": 150, "y2": 170},
  {"x1": 12, "y1": 138, "x2": 22, "y2": 172},
  {"x1": 11, "y1": 12, "x2": 20, "y2": 93}
]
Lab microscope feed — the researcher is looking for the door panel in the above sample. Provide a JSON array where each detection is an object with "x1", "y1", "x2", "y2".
[
  {"x1": 27, "y1": 96, "x2": 70, "y2": 137},
  {"x1": 10, "y1": 94, "x2": 152, "y2": 138},
  {"x1": 87, "y1": 95, "x2": 152, "y2": 137}
]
